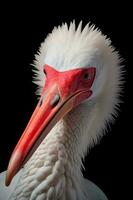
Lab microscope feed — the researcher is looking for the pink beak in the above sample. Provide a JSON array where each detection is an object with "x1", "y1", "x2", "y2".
[{"x1": 6, "y1": 65, "x2": 95, "y2": 186}]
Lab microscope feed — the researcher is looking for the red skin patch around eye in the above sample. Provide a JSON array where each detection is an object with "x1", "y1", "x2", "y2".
[{"x1": 43, "y1": 64, "x2": 96, "y2": 101}]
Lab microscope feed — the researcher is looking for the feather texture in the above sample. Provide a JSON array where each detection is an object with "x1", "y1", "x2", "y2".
[
  {"x1": 33, "y1": 21, "x2": 123, "y2": 129},
  {"x1": 0, "y1": 21, "x2": 124, "y2": 200}
]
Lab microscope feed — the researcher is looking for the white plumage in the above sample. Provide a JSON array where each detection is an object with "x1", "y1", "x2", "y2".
[{"x1": 0, "y1": 21, "x2": 123, "y2": 200}]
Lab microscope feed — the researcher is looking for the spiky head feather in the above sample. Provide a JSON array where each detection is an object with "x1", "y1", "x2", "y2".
[{"x1": 33, "y1": 21, "x2": 124, "y2": 136}]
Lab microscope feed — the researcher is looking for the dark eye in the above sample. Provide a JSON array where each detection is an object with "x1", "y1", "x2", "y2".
[
  {"x1": 43, "y1": 69, "x2": 47, "y2": 76},
  {"x1": 83, "y1": 73, "x2": 89, "y2": 80}
]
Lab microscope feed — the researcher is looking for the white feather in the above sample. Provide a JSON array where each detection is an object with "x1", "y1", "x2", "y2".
[{"x1": 0, "y1": 21, "x2": 124, "y2": 200}]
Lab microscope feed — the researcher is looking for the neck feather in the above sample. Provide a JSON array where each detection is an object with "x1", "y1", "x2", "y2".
[{"x1": 11, "y1": 101, "x2": 102, "y2": 200}]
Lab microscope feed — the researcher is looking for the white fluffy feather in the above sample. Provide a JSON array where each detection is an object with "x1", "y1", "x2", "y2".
[
  {"x1": 33, "y1": 21, "x2": 123, "y2": 127},
  {"x1": 0, "y1": 21, "x2": 123, "y2": 200}
]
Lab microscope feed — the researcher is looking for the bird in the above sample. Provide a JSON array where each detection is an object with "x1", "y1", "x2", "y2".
[{"x1": 0, "y1": 21, "x2": 123, "y2": 200}]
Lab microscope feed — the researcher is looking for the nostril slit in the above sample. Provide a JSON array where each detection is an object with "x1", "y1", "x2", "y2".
[{"x1": 51, "y1": 94, "x2": 60, "y2": 108}]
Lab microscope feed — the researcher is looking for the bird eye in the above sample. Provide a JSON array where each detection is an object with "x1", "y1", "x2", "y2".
[
  {"x1": 83, "y1": 73, "x2": 89, "y2": 80},
  {"x1": 43, "y1": 69, "x2": 47, "y2": 76}
]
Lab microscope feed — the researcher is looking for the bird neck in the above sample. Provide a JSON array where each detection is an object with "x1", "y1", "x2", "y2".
[{"x1": 11, "y1": 101, "x2": 98, "y2": 199}]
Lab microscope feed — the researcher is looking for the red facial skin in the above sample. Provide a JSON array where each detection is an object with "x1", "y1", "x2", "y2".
[
  {"x1": 5, "y1": 64, "x2": 96, "y2": 186},
  {"x1": 42, "y1": 65, "x2": 95, "y2": 105}
]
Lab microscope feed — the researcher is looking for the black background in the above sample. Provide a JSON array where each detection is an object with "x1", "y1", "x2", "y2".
[{"x1": 0, "y1": 2, "x2": 131, "y2": 199}]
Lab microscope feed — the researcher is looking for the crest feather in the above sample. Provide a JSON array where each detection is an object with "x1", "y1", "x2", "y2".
[{"x1": 33, "y1": 21, "x2": 123, "y2": 120}]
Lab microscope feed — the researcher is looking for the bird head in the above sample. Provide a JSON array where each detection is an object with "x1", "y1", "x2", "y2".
[{"x1": 6, "y1": 21, "x2": 122, "y2": 186}]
